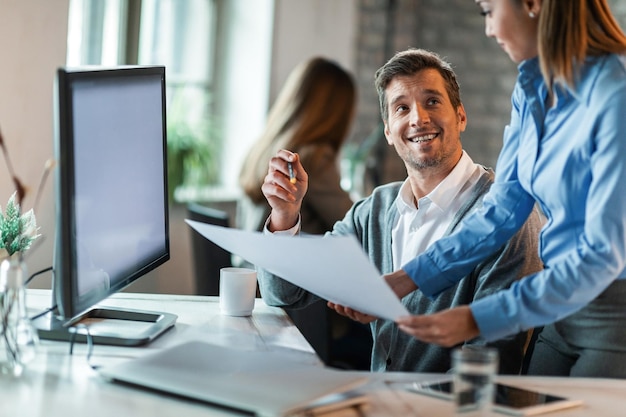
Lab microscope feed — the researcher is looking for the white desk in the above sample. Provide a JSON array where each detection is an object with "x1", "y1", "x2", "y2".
[{"x1": 3, "y1": 290, "x2": 625, "y2": 417}]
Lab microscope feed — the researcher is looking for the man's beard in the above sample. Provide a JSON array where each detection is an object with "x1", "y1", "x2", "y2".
[{"x1": 402, "y1": 150, "x2": 444, "y2": 170}]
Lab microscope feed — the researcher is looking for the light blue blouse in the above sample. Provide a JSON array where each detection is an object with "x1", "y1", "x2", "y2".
[{"x1": 404, "y1": 54, "x2": 626, "y2": 341}]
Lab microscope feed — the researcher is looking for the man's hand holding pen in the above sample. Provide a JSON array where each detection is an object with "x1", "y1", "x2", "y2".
[{"x1": 262, "y1": 149, "x2": 308, "y2": 232}]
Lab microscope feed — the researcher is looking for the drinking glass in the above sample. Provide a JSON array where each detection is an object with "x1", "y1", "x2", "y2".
[{"x1": 452, "y1": 346, "x2": 498, "y2": 416}]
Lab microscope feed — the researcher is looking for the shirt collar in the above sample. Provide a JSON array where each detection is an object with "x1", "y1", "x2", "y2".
[
  {"x1": 518, "y1": 55, "x2": 608, "y2": 106},
  {"x1": 395, "y1": 150, "x2": 476, "y2": 213}
]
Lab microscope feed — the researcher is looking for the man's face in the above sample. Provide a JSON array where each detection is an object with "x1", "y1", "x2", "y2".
[{"x1": 383, "y1": 68, "x2": 466, "y2": 174}]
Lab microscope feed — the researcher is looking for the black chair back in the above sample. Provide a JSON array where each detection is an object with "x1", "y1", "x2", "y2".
[{"x1": 186, "y1": 203, "x2": 231, "y2": 295}]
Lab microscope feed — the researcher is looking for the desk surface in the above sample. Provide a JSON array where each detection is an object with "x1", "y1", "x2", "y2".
[{"x1": 3, "y1": 290, "x2": 625, "y2": 417}]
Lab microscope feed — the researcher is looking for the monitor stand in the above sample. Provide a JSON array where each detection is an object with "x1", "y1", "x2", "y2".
[{"x1": 33, "y1": 307, "x2": 177, "y2": 346}]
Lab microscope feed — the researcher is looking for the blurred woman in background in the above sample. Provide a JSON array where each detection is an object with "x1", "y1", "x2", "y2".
[
  {"x1": 238, "y1": 57, "x2": 370, "y2": 369},
  {"x1": 238, "y1": 57, "x2": 356, "y2": 235}
]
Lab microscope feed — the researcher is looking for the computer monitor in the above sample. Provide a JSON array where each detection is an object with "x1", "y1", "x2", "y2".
[{"x1": 34, "y1": 66, "x2": 177, "y2": 346}]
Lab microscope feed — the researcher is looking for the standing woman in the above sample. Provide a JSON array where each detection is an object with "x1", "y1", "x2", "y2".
[
  {"x1": 388, "y1": 0, "x2": 626, "y2": 377},
  {"x1": 238, "y1": 57, "x2": 356, "y2": 235}
]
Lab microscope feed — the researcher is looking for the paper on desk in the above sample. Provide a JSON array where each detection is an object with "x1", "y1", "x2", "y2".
[{"x1": 186, "y1": 220, "x2": 409, "y2": 321}]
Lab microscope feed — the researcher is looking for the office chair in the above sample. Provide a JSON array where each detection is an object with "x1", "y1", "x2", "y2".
[
  {"x1": 285, "y1": 302, "x2": 372, "y2": 370},
  {"x1": 186, "y1": 203, "x2": 232, "y2": 296}
]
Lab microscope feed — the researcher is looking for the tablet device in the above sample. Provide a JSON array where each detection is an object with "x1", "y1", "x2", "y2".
[{"x1": 400, "y1": 380, "x2": 583, "y2": 416}]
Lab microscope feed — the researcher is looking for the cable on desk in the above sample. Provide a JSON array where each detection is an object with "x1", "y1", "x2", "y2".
[
  {"x1": 24, "y1": 265, "x2": 53, "y2": 286},
  {"x1": 25, "y1": 265, "x2": 57, "y2": 321},
  {"x1": 29, "y1": 305, "x2": 57, "y2": 321},
  {"x1": 68, "y1": 324, "x2": 98, "y2": 370}
]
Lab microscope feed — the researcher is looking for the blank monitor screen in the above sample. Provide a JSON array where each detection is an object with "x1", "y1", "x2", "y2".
[
  {"x1": 69, "y1": 69, "x2": 167, "y2": 306},
  {"x1": 35, "y1": 66, "x2": 176, "y2": 346}
]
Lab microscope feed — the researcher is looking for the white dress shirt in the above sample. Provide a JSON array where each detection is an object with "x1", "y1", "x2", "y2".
[{"x1": 392, "y1": 150, "x2": 483, "y2": 269}]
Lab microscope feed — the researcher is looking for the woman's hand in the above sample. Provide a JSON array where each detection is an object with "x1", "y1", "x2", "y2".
[
  {"x1": 262, "y1": 150, "x2": 308, "y2": 231},
  {"x1": 395, "y1": 306, "x2": 480, "y2": 347}
]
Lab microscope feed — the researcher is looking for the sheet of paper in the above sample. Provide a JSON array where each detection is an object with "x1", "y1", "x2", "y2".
[{"x1": 186, "y1": 220, "x2": 409, "y2": 321}]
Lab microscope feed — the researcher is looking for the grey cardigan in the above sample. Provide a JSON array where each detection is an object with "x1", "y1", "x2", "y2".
[{"x1": 258, "y1": 167, "x2": 544, "y2": 374}]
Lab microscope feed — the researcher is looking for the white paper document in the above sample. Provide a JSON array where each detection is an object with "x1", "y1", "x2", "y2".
[{"x1": 186, "y1": 220, "x2": 409, "y2": 321}]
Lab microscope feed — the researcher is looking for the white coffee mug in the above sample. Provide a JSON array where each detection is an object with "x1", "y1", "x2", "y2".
[{"x1": 219, "y1": 267, "x2": 257, "y2": 316}]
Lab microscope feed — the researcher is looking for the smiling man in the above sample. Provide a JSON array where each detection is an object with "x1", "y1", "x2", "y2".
[{"x1": 257, "y1": 48, "x2": 543, "y2": 374}]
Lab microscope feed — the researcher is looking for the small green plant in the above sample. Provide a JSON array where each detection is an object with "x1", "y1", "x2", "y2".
[
  {"x1": 0, "y1": 127, "x2": 52, "y2": 259},
  {"x1": 167, "y1": 117, "x2": 221, "y2": 201},
  {"x1": 0, "y1": 193, "x2": 39, "y2": 257}
]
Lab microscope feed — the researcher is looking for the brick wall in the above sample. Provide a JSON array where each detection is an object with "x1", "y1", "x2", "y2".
[{"x1": 350, "y1": 0, "x2": 626, "y2": 194}]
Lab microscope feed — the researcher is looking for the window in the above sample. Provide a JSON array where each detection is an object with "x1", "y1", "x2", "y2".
[
  {"x1": 67, "y1": 0, "x2": 129, "y2": 66},
  {"x1": 138, "y1": 0, "x2": 216, "y2": 125},
  {"x1": 67, "y1": 0, "x2": 275, "y2": 200},
  {"x1": 67, "y1": 0, "x2": 220, "y2": 199}
]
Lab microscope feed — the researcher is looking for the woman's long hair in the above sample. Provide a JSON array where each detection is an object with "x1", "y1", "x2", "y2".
[
  {"x1": 537, "y1": 0, "x2": 626, "y2": 91},
  {"x1": 239, "y1": 57, "x2": 356, "y2": 203}
]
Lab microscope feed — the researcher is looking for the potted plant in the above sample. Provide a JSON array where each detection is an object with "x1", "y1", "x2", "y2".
[{"x1": 166, "y1": 114, "x2": 222, "y2": 202}]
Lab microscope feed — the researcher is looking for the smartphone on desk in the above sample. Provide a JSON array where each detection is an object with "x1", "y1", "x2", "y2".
[{"x1": 400, "y1": 380, "x2": 583, "y2": 416}]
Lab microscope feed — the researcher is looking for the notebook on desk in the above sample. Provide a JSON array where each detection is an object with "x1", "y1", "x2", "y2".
[{"x1": 98, "y1": 340, "x2": 369, "y2": 416}]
